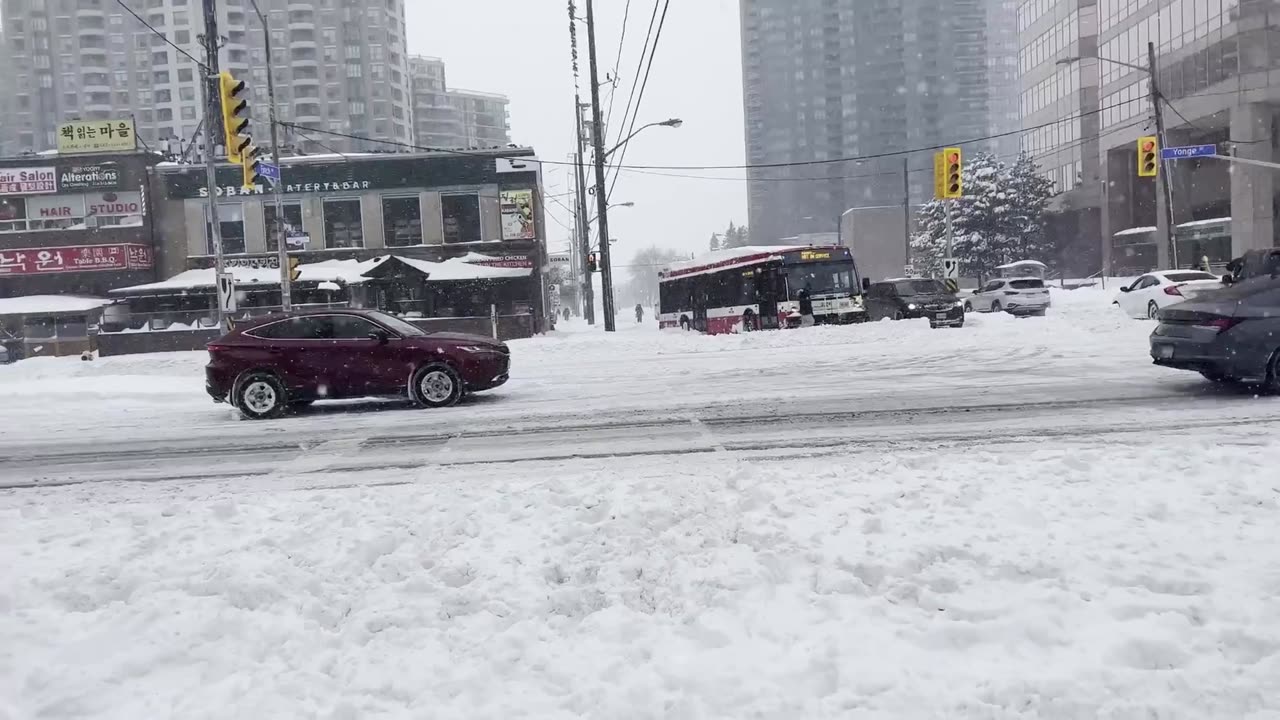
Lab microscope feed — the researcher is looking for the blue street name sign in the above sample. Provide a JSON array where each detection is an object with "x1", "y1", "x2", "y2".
[
  {"x1": 258, "y1": 162, "x2": 281, "y2": 182},
  {"x1": 1161, "y1": 144, "x2": 1217, "y2": 161}
]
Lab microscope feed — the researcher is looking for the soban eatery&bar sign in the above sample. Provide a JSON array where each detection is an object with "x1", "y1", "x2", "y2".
[{"x1": 0, "y1": 244, "x2": 153, "y2": 275}]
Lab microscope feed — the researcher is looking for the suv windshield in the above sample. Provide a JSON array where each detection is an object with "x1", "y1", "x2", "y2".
[
  {"x1": 786, "y1": 261, "x2": 857, "y2": 297},
  {"x1": 893, "y1": 279, "x2": 947, "y2": 295}
]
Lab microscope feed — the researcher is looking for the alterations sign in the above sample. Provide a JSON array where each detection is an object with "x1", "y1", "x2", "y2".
[
  {"x1": 0, "y1": 167, "x2": 57, "y2": 195},
  {"x1": 60, "y1": 162, "x2": 122, "y2": 191},
  {"x1": 56, "y1": 119, "x2": 138, "y2": 155}
]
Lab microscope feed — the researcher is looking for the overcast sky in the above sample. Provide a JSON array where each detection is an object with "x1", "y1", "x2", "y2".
[{"x1": 408, "y1": 0, "x2": 746, "y2": 264}]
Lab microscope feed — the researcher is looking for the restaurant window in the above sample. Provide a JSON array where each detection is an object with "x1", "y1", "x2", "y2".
[
  {"x1": 0, "y1": 198, "x2": 29, "y2": 232},
  {"x1": 264, "y1": 202, "x2": 304, "y2": 252},
  {"x1": 323, "y1": 198, "x2": 363, "y2": 248},
  {"x1": 441, "y1": 194, "x2": 481, "y2": 244},
  {"x1": 206, "y1": 203, "x2": 246, "y2": 255},
  {"x1": 382, "y1": 196, "x2": 421, "y2": 247}
]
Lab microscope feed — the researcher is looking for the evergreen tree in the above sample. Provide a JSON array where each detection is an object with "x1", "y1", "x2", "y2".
[
  {"x1": 911, "y1": 152, "x2": 1055, "y2": 277},
  {"x1": 709, "y1": 232, "x2": 722, "y2": 252}
]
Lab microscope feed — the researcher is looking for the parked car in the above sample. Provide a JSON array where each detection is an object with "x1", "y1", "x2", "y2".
[
  {"x1": 205, "y1": 309, "x2": 511, "y2": 419},
  {"x1": 1114, "y1": 270, "x2": 1222, "y2": 319},
  {"x1": 865, "y1": 278, "x2": 965, "y2": 328},
  {"x1": 1150, "y1": 276, "x2": 1280, "y2": 388},
  {"x1": 964, "y1": 278, "x2": 1051, "y2": 316}
]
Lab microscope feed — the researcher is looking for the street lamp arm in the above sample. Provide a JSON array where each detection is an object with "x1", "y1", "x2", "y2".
[
  {"x1": 1057, "y1": 55, "x2": 1149, "y2": 74},
  {"x1": 602, "y1": 119, "x2": 682, "y2": 159}
]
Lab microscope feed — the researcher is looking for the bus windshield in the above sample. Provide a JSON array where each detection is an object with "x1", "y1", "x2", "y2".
[{"x1": 786, "y1": 261, "x2": 857, "y2": 297}]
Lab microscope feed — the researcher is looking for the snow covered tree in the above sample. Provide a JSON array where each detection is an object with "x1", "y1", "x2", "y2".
[
  {"x1": 709, "y1": 232, "x2": 722, "y2": 252},
  {"x1": 910, "y1": 152, "x2": 1055, "y2": 277},
  {"x1": 623, "y1": 245, "x2": 688, "y2": 308}
]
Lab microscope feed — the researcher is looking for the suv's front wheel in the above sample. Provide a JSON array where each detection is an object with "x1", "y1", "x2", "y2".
[
  {"x1": 235, "y1": 372, "x2": 287, "y2": 420},
  {"x1": 412, "y1": 363, "x2": 464, "y2": 408}
]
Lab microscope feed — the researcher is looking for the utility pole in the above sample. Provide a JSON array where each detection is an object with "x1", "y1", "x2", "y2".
[
  {"x1": 248, "y1": 0, "x2": 290, "y2": 311},
  {"x1": 584, "y1": 0, "x2": 617, "y2": 331},
  {"x1": 575, "y1": 106, "x2": 595, "y2": 324},
  {"x1": 902, "y1": 157, "x2": 912, "y2": 266},
  {"x1": 1148, "y1": 41, "x2": 1179, "y2": 269},
  {"x1": 200, "y1": 0, "x2": 227, "y2": 332}
]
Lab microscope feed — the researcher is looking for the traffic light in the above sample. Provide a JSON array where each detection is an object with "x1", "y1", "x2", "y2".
[
  {"x1": 242, "y1": 145, "x2": 265, "y2": 189},
  {"x1": 218, "y1": 71, "x2": 251, "y2": 164},
  {"x1": 1137, "y1": 136, "x2": 1159, "y2": 177},
  {"x1": 942, "y1": 147, "x2": 963, "y2": 199},
  {"x1": 288, "y1": 257, "x2": 301, "y2": 282},
  {"x1": 586, "y1": 252, "x2": 598, "y2": 273}
]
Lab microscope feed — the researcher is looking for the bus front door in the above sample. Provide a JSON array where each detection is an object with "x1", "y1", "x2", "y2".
[{"x1": 756, "y1": 269, "x2": 783, "y2": 329}]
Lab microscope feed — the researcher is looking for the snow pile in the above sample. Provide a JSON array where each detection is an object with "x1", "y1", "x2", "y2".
[
  {"x1": 0, "y1": 295, "x2": 111, "y2": 316},
  {"x1": 3, "y1": 430, "x2": 1280, "y2": 717}
]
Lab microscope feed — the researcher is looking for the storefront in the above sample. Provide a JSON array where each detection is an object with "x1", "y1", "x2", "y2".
[{"x1": 0, "y1": 151, "x2": 160, "y2": 299}]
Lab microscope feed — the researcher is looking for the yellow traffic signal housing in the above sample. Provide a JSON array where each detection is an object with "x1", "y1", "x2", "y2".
[
  {"x1": 241, "y1": 145, "x2": 265, "y2": 190},
  {"x1": 1137, "y1": 136, "x2": 1159, "y2": 177},
  {"x1": 219, "y1": 71, "x2": 251, "y2": 164},
  {"x1": 941, "y1": 147, "x2": 963, "y2": 199},
  {"x1": 288, "y1": 257, "x2": 301, "y2": 282}
]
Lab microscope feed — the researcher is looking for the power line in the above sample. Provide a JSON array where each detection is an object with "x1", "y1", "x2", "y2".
[
  {"x1": 609, "y1": 0, "x2": 662, "y2": 160},
  {"x1": 116, "y1": 0, "x2": 207, "y2": 70},
  {"x1": 603, "y1": 0, "x2": 633, "y2": 135},
  {"x1": 607, "y1": 0, "x2": 671, "y2": 199}
]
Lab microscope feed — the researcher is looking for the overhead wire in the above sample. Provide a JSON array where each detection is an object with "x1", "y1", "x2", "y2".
[
  {"x1": 609, "y1": 0, "x2": 663, "y2": 165},
  {"x1": 603, "y1": 0, "x2": 634, "y2": 135},
  {"x1": 607, "y1": 0, "x2": 671, "y2": 199},
  {"x1": 116, "y1": 0, "x2": 207, "y2": 70}
]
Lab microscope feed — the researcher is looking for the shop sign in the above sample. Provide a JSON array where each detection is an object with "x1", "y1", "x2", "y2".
[
  {"x1": 0, "y1": 167, "x2": 57, "y2": 196},
  {"x1": 86, "y1": 191, "x2": 144, "y2": 218},
  {"x1": 500, "y1": 189, "x2": 536, "y2": 240},
  {"x1": 26, "y1": 194, "x2": 88, "y2": 221},
  {"x1": 56, "y1": 119, "x2": 138, "y2": 155},
  {"x1": 466, "y1": 254, "x2": 534, "y2": 269},
  {"x1": 0, "y1": 243, "x2": 153, "y2": 275},
  {"x1": 197, "y1": 181, "x2": 374, "y2": 198},
  {"x1": 60, "y1": 162, "x2": 123, "y2": 191},
  {"x1": 224, "y1": 257, "x2": 281, "y2": 270}
]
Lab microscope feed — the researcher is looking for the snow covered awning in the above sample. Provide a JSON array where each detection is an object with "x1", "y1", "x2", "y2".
[
  {"x1": 109, "y1": 256, "x2": 391, "y2": 296},
  {"x1": 1177, "y1": 217, "x2": 1231, "y2": 229},
  {"x1": 995, "y1": 260, "x2": 1047, "y2": 271},
  {"x1": 1114, "y1": 226, "x2": 1157, "y2": 237},
  {"x1": 0, "y1": 295, "x2": 112, "y2": 317},
  {"x1": 367, "y1": 255, "x2": 532, "y2": 282}
]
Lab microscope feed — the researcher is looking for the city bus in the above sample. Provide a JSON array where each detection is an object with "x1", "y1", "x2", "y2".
[{"x1": 658, "y1": 245, "x2": 866, "y2": 334}]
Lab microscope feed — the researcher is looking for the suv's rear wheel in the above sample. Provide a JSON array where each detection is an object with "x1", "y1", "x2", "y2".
[
  {"x1": 1265, "y1": 349, "x2": 1280, "y2": 394},
  {"x1": 412, "y1": 363, "x2": 464, "y2": 408},
  {"x1": 991, "y1": 300, "x2": 1003, "y2": 313},
  {"x1": 235, "y1": 372, "x2": 287, "y2": 420}
]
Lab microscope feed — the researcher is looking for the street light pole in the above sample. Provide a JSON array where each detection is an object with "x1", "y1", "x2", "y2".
[
  {"x1": 199, "y1": 0, "x2": 227, "y2": 333},
  {"x1": 584, "y1": 0, "x2": 617, "y2": 331},
  {"x1": 1148, "y1": 41, "x2": 1178, "y2": 269},
  {"x1": 248, "y1": 0, "x2": 291, "y2": 310}
]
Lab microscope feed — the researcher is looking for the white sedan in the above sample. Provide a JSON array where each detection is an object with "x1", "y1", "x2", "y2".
[{"x1": 1114, "y1": 270, "x2": 1222, "y2": 319}]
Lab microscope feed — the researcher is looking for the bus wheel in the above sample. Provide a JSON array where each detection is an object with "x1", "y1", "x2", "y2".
[
  {"x1": 741, "y1": 310, "x2": 756, "y2": 332},
  {"x1": 680, "y1": 316, "x2": 691, "y2": 331}
]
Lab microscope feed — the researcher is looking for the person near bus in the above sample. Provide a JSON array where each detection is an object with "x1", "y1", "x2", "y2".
[
  {"x1": 798, "y1": 289, "x2": 815, "y2": 327},
  {"x1": 635, "y1": 303, "x2": 645, "y2": 323}
]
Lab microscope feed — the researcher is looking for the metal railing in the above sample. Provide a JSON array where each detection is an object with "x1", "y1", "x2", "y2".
[{"x1": 100, "y1": 302, "x2": 350, "y2": 334}]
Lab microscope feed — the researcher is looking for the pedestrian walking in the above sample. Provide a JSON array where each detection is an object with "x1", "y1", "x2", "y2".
[
  {"x1": 798, "y1": 289, "x2": 815, "y2": 327},
  {"x1": 635, "y1": 303, "x2": 645, "y2": 323}
]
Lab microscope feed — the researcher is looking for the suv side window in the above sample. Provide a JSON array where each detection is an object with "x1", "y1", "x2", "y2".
[
  {"x1": 248, "y1": 316, "x2": 330, "y2": 339},
  {"x1": 330, "y1": 315, "x2": 382, "y2": 339},
  {"x1": 980, "y1": 280, "x2": 1004, "y2": 293},
  {"x1": 870, "y1": 283, "x2": 891, "y2": 298}
]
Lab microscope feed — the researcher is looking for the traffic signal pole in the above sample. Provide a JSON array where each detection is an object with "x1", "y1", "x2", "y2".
[
  {"x1": 1148, "y1": 41, "x2": 1179, "y2": 269},
  {"x1": 249, "y1": 0, "x2": 291, "y2": 312},
  {"x1": 200, "y1": 0, "x2": 228, "y2": 333}
]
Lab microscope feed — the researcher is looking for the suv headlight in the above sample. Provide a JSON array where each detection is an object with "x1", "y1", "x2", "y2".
[
  {"x1": 907, "y1": 303, "x2": 918, "y2": 311},
  {"x1": 458, "y1": 345, "x2": 494, "y2": 354}
]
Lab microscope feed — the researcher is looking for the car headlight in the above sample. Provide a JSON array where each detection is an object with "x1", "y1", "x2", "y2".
[
  {"x1": 907, "y1": 303, "x2": 917, "y2": 311},
  {"x1": 955, "y1": 300, "x2": 965, "y2": 308},
  {"x1": 457, "y1": 345, "x2": 494, "y2": 354}
]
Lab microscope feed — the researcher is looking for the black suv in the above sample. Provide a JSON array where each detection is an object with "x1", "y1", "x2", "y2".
[{"x1": 865, "y1": 278, "x2": 965, "y2": 328}]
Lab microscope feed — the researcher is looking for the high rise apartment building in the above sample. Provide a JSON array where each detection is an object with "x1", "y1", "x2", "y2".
[
  {"x1": 1019, "y1": 0, "x2": 1279, "y2": 274},
  {"x1": 408, "y1": 55, "x2": 510, "y2": 150},
  {"x1": 0, "y1": 0, "x2": 412, "y2": 156},
  {"x1": 740, "y1": 0, "x2": 1016, "y2": 246}
]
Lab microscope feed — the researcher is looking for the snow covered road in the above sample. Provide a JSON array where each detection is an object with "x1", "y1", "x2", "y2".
[{"x1": 4, "y1": 288, "x2": 1280, "y2": 718}]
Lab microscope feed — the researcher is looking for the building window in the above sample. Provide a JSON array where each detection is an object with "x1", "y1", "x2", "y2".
[
  {"x1": 0, "y1": 198, "x2": 30, "y2": 232},
  {"x1": 264, "y1": 202, "x2": 304, "y2": 252},
  {"x1": 382, "y1": 196, "x2": 421, "y2": 247},
  {"x1": 441, "y1": 194, "x2": 481, "y2": 244},
  {"x1": 323, "y1": 199, "x2": 363, "y2": 248},
  {"x1": 206, "y1": 203, "x2": 246, "y2": 255}
]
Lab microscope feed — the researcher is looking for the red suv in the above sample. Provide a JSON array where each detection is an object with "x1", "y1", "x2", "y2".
[{"x1": 206, "y1": 309, "x2": 510, "y2": 419}]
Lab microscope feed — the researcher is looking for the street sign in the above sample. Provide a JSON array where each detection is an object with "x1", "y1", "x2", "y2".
[
  {"x1": 1161, "y1": 144, "x2": 1217, "y2": 161},
  {"x1": 286, "y1": 234, "x2": 311, "y2": 248},
  {"x1": 258, "y1": 162, "x2": 281, "y2": 182},
  {"x1": 941, "y1": 257, "x2": 960, "y2": 280},
  {"x1": 216, "y1": 272, "x2": 237, "y2": 313},
  {"x1": 903, "y1": 263, "x2": 916, "y2": 277}
]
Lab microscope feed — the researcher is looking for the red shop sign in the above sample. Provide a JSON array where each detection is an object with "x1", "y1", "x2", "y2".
[{"x1": 0, "y1": 243, "x2": 153, "y2": 276}]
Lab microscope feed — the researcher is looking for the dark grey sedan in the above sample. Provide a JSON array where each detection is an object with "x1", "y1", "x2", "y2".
[{"x1": 1150, "y1": 276, "x2": 1280, "y2": 388}]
